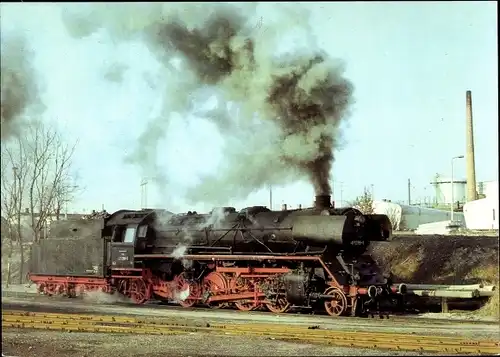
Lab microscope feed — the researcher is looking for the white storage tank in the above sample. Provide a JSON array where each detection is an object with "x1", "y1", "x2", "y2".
[{"x1": 431, "y1": 174, "x2": 467, "y2": 205}]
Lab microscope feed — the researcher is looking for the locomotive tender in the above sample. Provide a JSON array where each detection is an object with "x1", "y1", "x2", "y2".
[{"x1": 29, "y1": 195, "x2": 407, "y2": 317}]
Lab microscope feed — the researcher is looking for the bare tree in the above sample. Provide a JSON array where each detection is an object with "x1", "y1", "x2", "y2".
[
  {"x1": 1, "y1": 137, "x2": 30, "y2": 284},
  {"x1": 51, "y1": 171, "x2": 84, "y2": 221},
  {"x1": 384, "y1": 207, "x2": 401, "y2": 231},
  {"x1": 349, "y1": 186, "x2": 374, "y2": 214},
  {"x1": 1, "y1": 121, "x2": 77, "y2": 282},
  {"x1": 23, "y1": 123, "x2": 77, "y2": 242}
]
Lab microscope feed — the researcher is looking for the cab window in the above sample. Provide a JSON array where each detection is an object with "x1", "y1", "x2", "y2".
[
  {"x1": 123, "y1": 227, "x2": 136, "y2": 243},
  {"x1": 138, "y1": 225, "x2": 148, "y2": 238}
]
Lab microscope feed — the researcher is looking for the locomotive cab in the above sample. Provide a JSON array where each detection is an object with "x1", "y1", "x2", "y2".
[
  {"x1": 103, "y1": 209, "x2": 160, "y2": 270},
  {"x1": 108, "y1": 224, "x2": 136, "y2": 269}
]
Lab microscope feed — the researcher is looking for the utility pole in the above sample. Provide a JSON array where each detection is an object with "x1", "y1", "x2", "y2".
[
  {"x1": 140, "y1": 178, "x2": 148, "y2": 209},
  {"x1": 339, "y1": 181, "x2": 344, "y2": 207},
  {"x1": 408, "y1": 178, "x2": 411, "y2": 205},
  {"x1": 269, "y1": 185, "x2": 273, "y2": 210},
  {"x1": 451, "y1": 155, "x2": 465, "y2": 222}
]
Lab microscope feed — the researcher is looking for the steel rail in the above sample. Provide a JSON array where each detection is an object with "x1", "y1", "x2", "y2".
[
  {"x1": 3, "y1": 299, "x2": 499, "y2": 327},
  {"x1": 2, "y1": 311, "x2": 499, "y2": 354}
]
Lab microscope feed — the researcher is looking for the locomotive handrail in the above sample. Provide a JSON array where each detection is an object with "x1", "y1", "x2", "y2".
[
  {"x1": 134, "y1": 254, "x2": 323, "y2": 261},
  {"x1": 159, "y1": 227, "x2": 295, "y2": 232},
  {"x1": 142, "y1": 248, "x2": 328, "y2": 256}
]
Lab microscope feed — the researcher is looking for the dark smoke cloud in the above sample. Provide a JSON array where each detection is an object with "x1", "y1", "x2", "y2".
[
  {"x1": 60, "y1": 3, "x2": 353, "y2": 201},
  {"x1": 0, "y1": 36, "x2": 39, "y2": 140}
]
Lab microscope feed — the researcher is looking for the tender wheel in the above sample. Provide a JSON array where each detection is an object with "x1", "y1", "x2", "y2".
[
  {"x1": 174, "y1": 273, "x2": 201, "y2": 308},
  {"x1": 44, "y1": 283, "x2": 56, "y2": 296},
  {"x1": 66, "y1": 284, "x2": 77, "y2": 298},
  {"x1": 129, "y1": 279, "x2": 149, "y2": 304},
  {"x1": 324, "y1": 287, "x2": 348, "y2": 317},
  {"x1": 203, "y1": 272, "x2": 228, "y2": 309},
  {"x1": 266, "y1": 296, "x2": 290, "y2": 314}
]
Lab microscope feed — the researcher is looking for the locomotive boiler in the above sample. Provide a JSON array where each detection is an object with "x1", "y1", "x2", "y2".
[
  {"x1": 148, "y1": 198, "x2": 392, "y2": 256},
  {"x1": 29, "y1": 195, "x2": 406, "y2": 317}
]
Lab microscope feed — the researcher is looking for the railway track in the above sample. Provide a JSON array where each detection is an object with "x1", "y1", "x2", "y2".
[
  {"x1": 3, "y1": 295, "x2": 499, "y2": 327},
  {"x1": 3, "y1": 310, "x2": 500, "y2": 354}
]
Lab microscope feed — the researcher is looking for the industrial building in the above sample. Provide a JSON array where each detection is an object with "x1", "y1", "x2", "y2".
[
  {"x1": 463, "y1": 180, "x2": 499, "y2": 230},
  {"x1": 375, "y1": 91, "x2": 498, "y2": 233}
]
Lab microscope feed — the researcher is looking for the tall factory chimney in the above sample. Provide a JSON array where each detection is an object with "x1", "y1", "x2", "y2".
[{"x1": 465, "y1": 90, "x2": 477, "y2": 202}]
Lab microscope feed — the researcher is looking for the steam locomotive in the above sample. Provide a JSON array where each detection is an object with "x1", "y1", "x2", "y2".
[{"x1": 28, "y1": 195, "x2": 406, "y2": 317}]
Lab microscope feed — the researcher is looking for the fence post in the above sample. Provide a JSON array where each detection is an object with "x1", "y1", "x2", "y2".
[
  {"x1": 6, "y1": 261, "x2": 11, "y2": 288},
  {"x1": 441, "y1": 297, "x2": 449, "y2": 313}
]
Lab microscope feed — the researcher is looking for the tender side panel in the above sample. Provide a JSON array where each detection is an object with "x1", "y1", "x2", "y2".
[{"x1": 29, "y1": 237, "x2": 105, "y2": 277}]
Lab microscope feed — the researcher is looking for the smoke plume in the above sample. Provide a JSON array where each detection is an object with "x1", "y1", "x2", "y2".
[
  {"x1": 0, "y1": 36, "x2": 40, "y2": 140},
  {"x1": 61, "y1": 3, "x2": 354, "y2": 201}
]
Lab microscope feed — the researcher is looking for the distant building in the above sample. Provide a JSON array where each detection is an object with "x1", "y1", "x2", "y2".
[
  {"x1": 1, "y1": 208, "x2": 87, "y2": 242},
  {"x1": 373, "y1": 200, "x2": 465, "y2": 231},
  {"x1": 463, "y1": 180, "x2": 499, "y2": 230}
]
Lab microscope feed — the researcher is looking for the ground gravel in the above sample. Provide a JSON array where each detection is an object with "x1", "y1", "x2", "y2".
[{"x1": 1, "y1": 329, "x2": 438, "y2": 357}]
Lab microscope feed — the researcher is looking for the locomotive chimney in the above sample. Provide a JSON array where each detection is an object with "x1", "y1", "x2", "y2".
[
  {"x1": 465, "y1": 90, "x2": 477, "y2": 202},
  {"x1": 314, "y1": 195, "x2": 332, "y2": 211}
]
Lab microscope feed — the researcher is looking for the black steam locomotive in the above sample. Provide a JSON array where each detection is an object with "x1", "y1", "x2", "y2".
[{"x1": 29, "y1": 195, "x2": 406, "y2": 317}]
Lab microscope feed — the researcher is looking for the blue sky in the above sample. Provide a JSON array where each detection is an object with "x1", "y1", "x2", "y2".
[{"x1": 1, "y1": 2, "x2": 497, "y2": 213}]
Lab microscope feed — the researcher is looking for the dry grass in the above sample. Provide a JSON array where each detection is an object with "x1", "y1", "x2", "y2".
[
  {"x1": 389, "y1": 247, "x2": 424, "y2": 281},
  {"x1": 466, "y1": 264, "x2": 499, "y2": 284},
  {"x1": 370, "y1": 236, "x2": 499, "y2": 284},
  {"x1": 467, "y1": 265, "x2": 500, "y2": 320},
  {"x1": 478, "y1": 288, "x2": 499, "y2": 319}
]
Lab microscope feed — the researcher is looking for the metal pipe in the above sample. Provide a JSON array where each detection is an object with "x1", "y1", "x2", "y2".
[
  {"x1": 409, "y1": 289, "x2": 480, "y2": 298},
  {"x1": 405, "y1": 283, "x2": 491, "y2": 291},
  {"x1": 390, "y1": 283, "x2": 408, "y2": 294}
]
